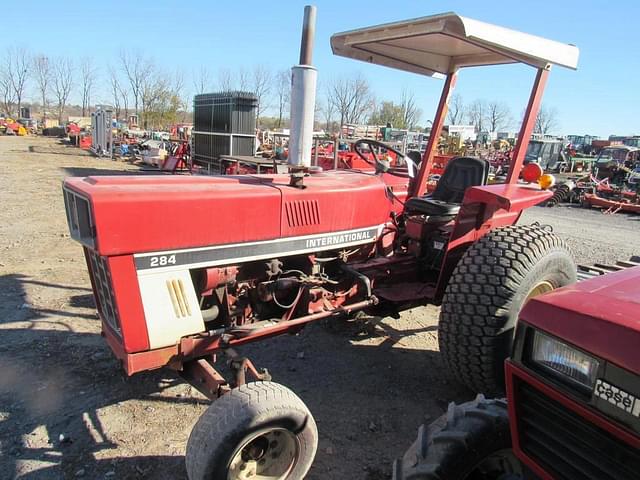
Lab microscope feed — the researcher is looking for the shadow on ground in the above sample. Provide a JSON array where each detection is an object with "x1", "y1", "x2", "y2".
[
  {"x1": 0, "y1": 271, "x2": 471, "y2": 480},
  {"x1": 0, "y1": 273, "x2": 197, "y2": 479}
]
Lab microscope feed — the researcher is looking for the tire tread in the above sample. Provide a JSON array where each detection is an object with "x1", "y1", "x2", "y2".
[{"x1": 438, "y1": 225, "x2": 575, "y2": 394}]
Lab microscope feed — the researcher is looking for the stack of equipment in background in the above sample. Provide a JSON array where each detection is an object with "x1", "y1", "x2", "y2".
[
  {"x1": 192, "y1": 91, "x2": 258, "y2": 172},
  {"x1": 91, "y1": 107, "x2": 113, "y2": 158}
]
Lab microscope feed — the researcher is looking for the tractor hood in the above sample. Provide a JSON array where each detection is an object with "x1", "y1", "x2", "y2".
[
  {"x1": 63, "y1": 171, "x2": 402, "y2": 256},
  {"x1": 520, "y1": 267, "x2": 640, "y2": 375}
]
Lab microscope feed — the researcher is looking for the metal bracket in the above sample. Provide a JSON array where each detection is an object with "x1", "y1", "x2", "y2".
[
  {"x1": 179, "y1": 357, "x2": 230, "y2": 400},
  {"x1": 227, "y1": 349, "x2": 272, "y2": 386}
]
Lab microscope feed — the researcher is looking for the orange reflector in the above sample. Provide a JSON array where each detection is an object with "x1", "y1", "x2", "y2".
[
  {"x1": 538, "y1": 174, "x2": 556, "y2": 190},
  {"x1": 522, "y1": 163, "x2": 544, "y2": 183}
]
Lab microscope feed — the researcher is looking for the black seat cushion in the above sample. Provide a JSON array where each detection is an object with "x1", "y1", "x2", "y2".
[
  {"x1": 406, "y1": 156, "x2": 489, "y2": 216},
  {"x1": 405, "y1": 197, "x2": 461, "y2": 215}
]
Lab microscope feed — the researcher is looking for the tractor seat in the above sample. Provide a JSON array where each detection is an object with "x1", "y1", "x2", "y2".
[{"x1": 406, "y1": 156, "x2": 490, "y2": 216}]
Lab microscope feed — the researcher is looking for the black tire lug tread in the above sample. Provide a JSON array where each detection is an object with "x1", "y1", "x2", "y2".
[
  {"x1": 394, "y1": 399, "x2": 512, "y2": 479},
  {"x1": 437, "y1": 224, "x2": 576, "y2": 395}
]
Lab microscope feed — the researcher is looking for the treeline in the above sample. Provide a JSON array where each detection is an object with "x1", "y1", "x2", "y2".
[
  {"x1": 447, "y1": 93, "x2": 559, "y2": 134},
  {"x1": 1, "y1": 45, "x2": 558, "y2": 134},
  {"x1": 1, "y1": 46, "x2": 188, "y2": 129}
]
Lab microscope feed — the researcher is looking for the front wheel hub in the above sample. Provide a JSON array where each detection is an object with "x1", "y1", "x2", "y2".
[{"x1": 228, "y1": 428, "x2": 298, "y2": 480}]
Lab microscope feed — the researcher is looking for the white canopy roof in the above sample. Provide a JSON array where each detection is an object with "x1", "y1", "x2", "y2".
[{"x1": 330, "y1": 12, "x2": 579, "y2": 77}]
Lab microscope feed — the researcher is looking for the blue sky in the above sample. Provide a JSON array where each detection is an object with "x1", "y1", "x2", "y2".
[{"x1": 8, "y1": 0, "x2": 639, "y2": 137}]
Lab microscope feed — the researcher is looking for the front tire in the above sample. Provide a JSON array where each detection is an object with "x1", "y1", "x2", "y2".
[
  {"x1": 393, "y1": 396, "x2": 520, "y2": 480},
  {"x1": 186, "y1": 381, "x2": 318, "y2": 480},
  {"x1": 438, "y1": 225, "x2": 576, "y2": 395}
]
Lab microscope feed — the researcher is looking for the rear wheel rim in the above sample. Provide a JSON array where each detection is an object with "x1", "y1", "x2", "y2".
[
  {"x1": 525, "y1": 280, "x2": 554, "y2": 302},
  {"x1": 467, "y1": 448, "x2": 522, "y2": 480},
  {"x1": 227, "y1": 428, "x2": 299, "y2": 480}
]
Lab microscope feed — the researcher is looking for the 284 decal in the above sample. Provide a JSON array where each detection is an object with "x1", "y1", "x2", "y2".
[{"x1": 149, "y1": 255, "x2": 177, "y2": 267}]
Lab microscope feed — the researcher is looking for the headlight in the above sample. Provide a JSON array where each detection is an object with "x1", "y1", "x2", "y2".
[{"x1": 531, "y1": 331, "x2": 599, "y2": 389}]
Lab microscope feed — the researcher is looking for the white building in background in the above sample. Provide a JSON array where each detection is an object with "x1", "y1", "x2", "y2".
[
  {"x1": 497, "y1": 131, "x2": 517, "y2": 140},
  {"x1": 447, "y1": 124, "x2": 476, "y2": 141}
]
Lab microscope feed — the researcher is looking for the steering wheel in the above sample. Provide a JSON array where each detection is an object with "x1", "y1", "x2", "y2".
[{"x1": 353, "y1": 139, "x2": 414, "y2": 178}]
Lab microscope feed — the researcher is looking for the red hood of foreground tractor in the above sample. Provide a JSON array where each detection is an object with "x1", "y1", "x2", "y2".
[
  {"x1": 63, "y1": 171, "x2": 404, "y2": 256},
  {"x1": 520, "y1": 267, "x2": 640, "y2": 375}
]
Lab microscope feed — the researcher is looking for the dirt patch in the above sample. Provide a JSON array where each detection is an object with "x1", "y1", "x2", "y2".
[{"x1": 1, "y1": 136, "x2": 637, "y2": 479}]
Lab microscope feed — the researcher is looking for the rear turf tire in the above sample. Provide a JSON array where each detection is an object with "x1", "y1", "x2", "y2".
[
  {"x1": 438, "y1": 225, "x2": 576, "y2": 395},
  {"x1": 186, "y1": 381, "x2": 318, "y2": 480},
  {"x1": 393, "y1": 396, "x2": 520, "y2": 480}
]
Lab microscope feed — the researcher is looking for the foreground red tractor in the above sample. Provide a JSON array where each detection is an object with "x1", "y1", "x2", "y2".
[
  {"x1": 395, "y1": 264, "x2": 640, "y2": 480},
  {"x1": 63, "y1": 11, "x2": 580, "y2": 479}
]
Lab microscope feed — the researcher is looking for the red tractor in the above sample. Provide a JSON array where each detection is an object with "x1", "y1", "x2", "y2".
[
  {"x1": 63, "y1": 11, "x2": 580, "y2": 479},
  {"x1": 394, "y1": 264, "x2": 640, "y2": 480}
]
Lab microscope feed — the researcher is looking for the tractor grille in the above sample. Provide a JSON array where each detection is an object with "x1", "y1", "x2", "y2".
[
  {"x1": 87, "y1": 250, "x2": 121, "y2": 336},
  {"x1": 63, "y1": 188, "x2": 95, "y2": 248},
  {"x1": 517, "y1": 382, "x2": 640, "y2": 480},
  {"x1": 284, "y1": 200, "x2": 320, "y2": 227}
]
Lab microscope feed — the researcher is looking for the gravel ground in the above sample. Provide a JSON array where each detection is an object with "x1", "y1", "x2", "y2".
[
  {"x1": 0, "y1": 136, "x2": 638, "y2": 480},
  {"x1": 521, "y1": 204, "x2": 640, "y2": 265}
]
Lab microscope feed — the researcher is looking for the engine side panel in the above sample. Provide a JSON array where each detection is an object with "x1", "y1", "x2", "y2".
[{"x1": 137, "y1": 269, "x2": 205, "y2": 349}]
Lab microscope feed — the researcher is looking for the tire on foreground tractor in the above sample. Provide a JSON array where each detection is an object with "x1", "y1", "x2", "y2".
[
  {"x1": 438, "y1": 224, "x2": 576, "y2": 395},
  {"x1": 186, "y1": 381, "x2": 318, "y2": 480},
  {"x1": 393, "y1": 396, "x2": 521, "y2": 480}
]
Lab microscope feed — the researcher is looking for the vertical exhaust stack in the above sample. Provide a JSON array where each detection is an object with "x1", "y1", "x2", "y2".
[{"x1": 288, "y1": 5, "x2": 318, "y2": 187}]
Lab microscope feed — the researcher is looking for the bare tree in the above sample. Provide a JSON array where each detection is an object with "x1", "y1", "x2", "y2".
[
  {"x1": 400, "y1": 89, "x2": 421, "y2": 129},
  {"x1": 328, "y1": 74, "x2": 374, "y2": 129},
  {"x1": 319, "y1": 96, "x2": 336, "y2": 133},
  {"x1": 0, "y1": 65, "x2": 16, "y2": 115},
  {"x1": 237, "y1": 68, "x2": 249, "y2": 91},
  {"x1": 275, "y1": 69, "x2": 290, "y2": 128},
  {"x1": 108, "y1": 65, "x2": 130, "y2": 121},
  {"x1": 121, "y1": 84, "x2": 130, "y2": 121},
  {"x1": 120, "y1": 50, "x2": 151, "y2": 115},
  {"x1": 108, "y1": 66, "x2": 122, "y2": 119},
  {"x1": 4, "y1": 46, "x2": 30, "y2": 117},
  {"x1": 52, "y1": 57, "x2": 73, "y2": 124},
  {"x1": 466, "y1": 99, "x2": 487, "y2": 132},
  {"x1": 447, "y1": 93, "x2": 465, "y2": 125},
  {"x1": 80, "y1": 57, "x2": 97, "y2": 116},
  {"x1": 33, "y1": 55, "x2": 51, "y2": 123},
  {"x1": 251, "y1": 65, "x2": 272, "y2": 127},
  {"x1": 217, "y1": 67, "x2": 250, "y2": 92},
  {"x1": 141, "y1": 64, "x2": 163, "y2": 128},
  {"x1": 193, "y1": 66, "x2": 212, "y2": 94},
  {"x1": 172, "y1": 68, "x2": 186, "y2": 111},
  {"x1": 139, "y1": 65, "x2": 186, "y2": 129},
  {"x1": 534, "y1": 105, "x2": 559, "y2": 134},
  {"x1": 486, "y1": 101, "x2": 511, "y2": 132},
  {"x1": 217, "y1": 68, "x2": 233, "y2": 91}
]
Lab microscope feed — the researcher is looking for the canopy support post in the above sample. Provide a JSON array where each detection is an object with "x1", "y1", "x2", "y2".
[
  {"x1": 411, "y1": 71, "x2": 457, "y2": 198},
  {"x1": 507, "y1": 66, "x2": 550, "y2": 184}
]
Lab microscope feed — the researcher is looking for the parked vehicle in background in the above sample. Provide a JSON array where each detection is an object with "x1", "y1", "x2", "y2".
[
  {"x1": 524, "y1": 138, "x2": 568, "y2": 172},
  {"x1": 595, "y1": 145, "x2": 640, "y2": 183}
]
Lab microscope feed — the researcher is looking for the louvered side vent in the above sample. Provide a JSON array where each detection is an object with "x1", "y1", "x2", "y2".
[
  {"x1": 285, "y1": 200, "x2": 320, "y2": 228},
  {"x1": 166, "y1": 279, "x2": 192, "y2": 318},
  {"x1": 87, "y1": 250, "x2": 121, "y2": 336}
]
